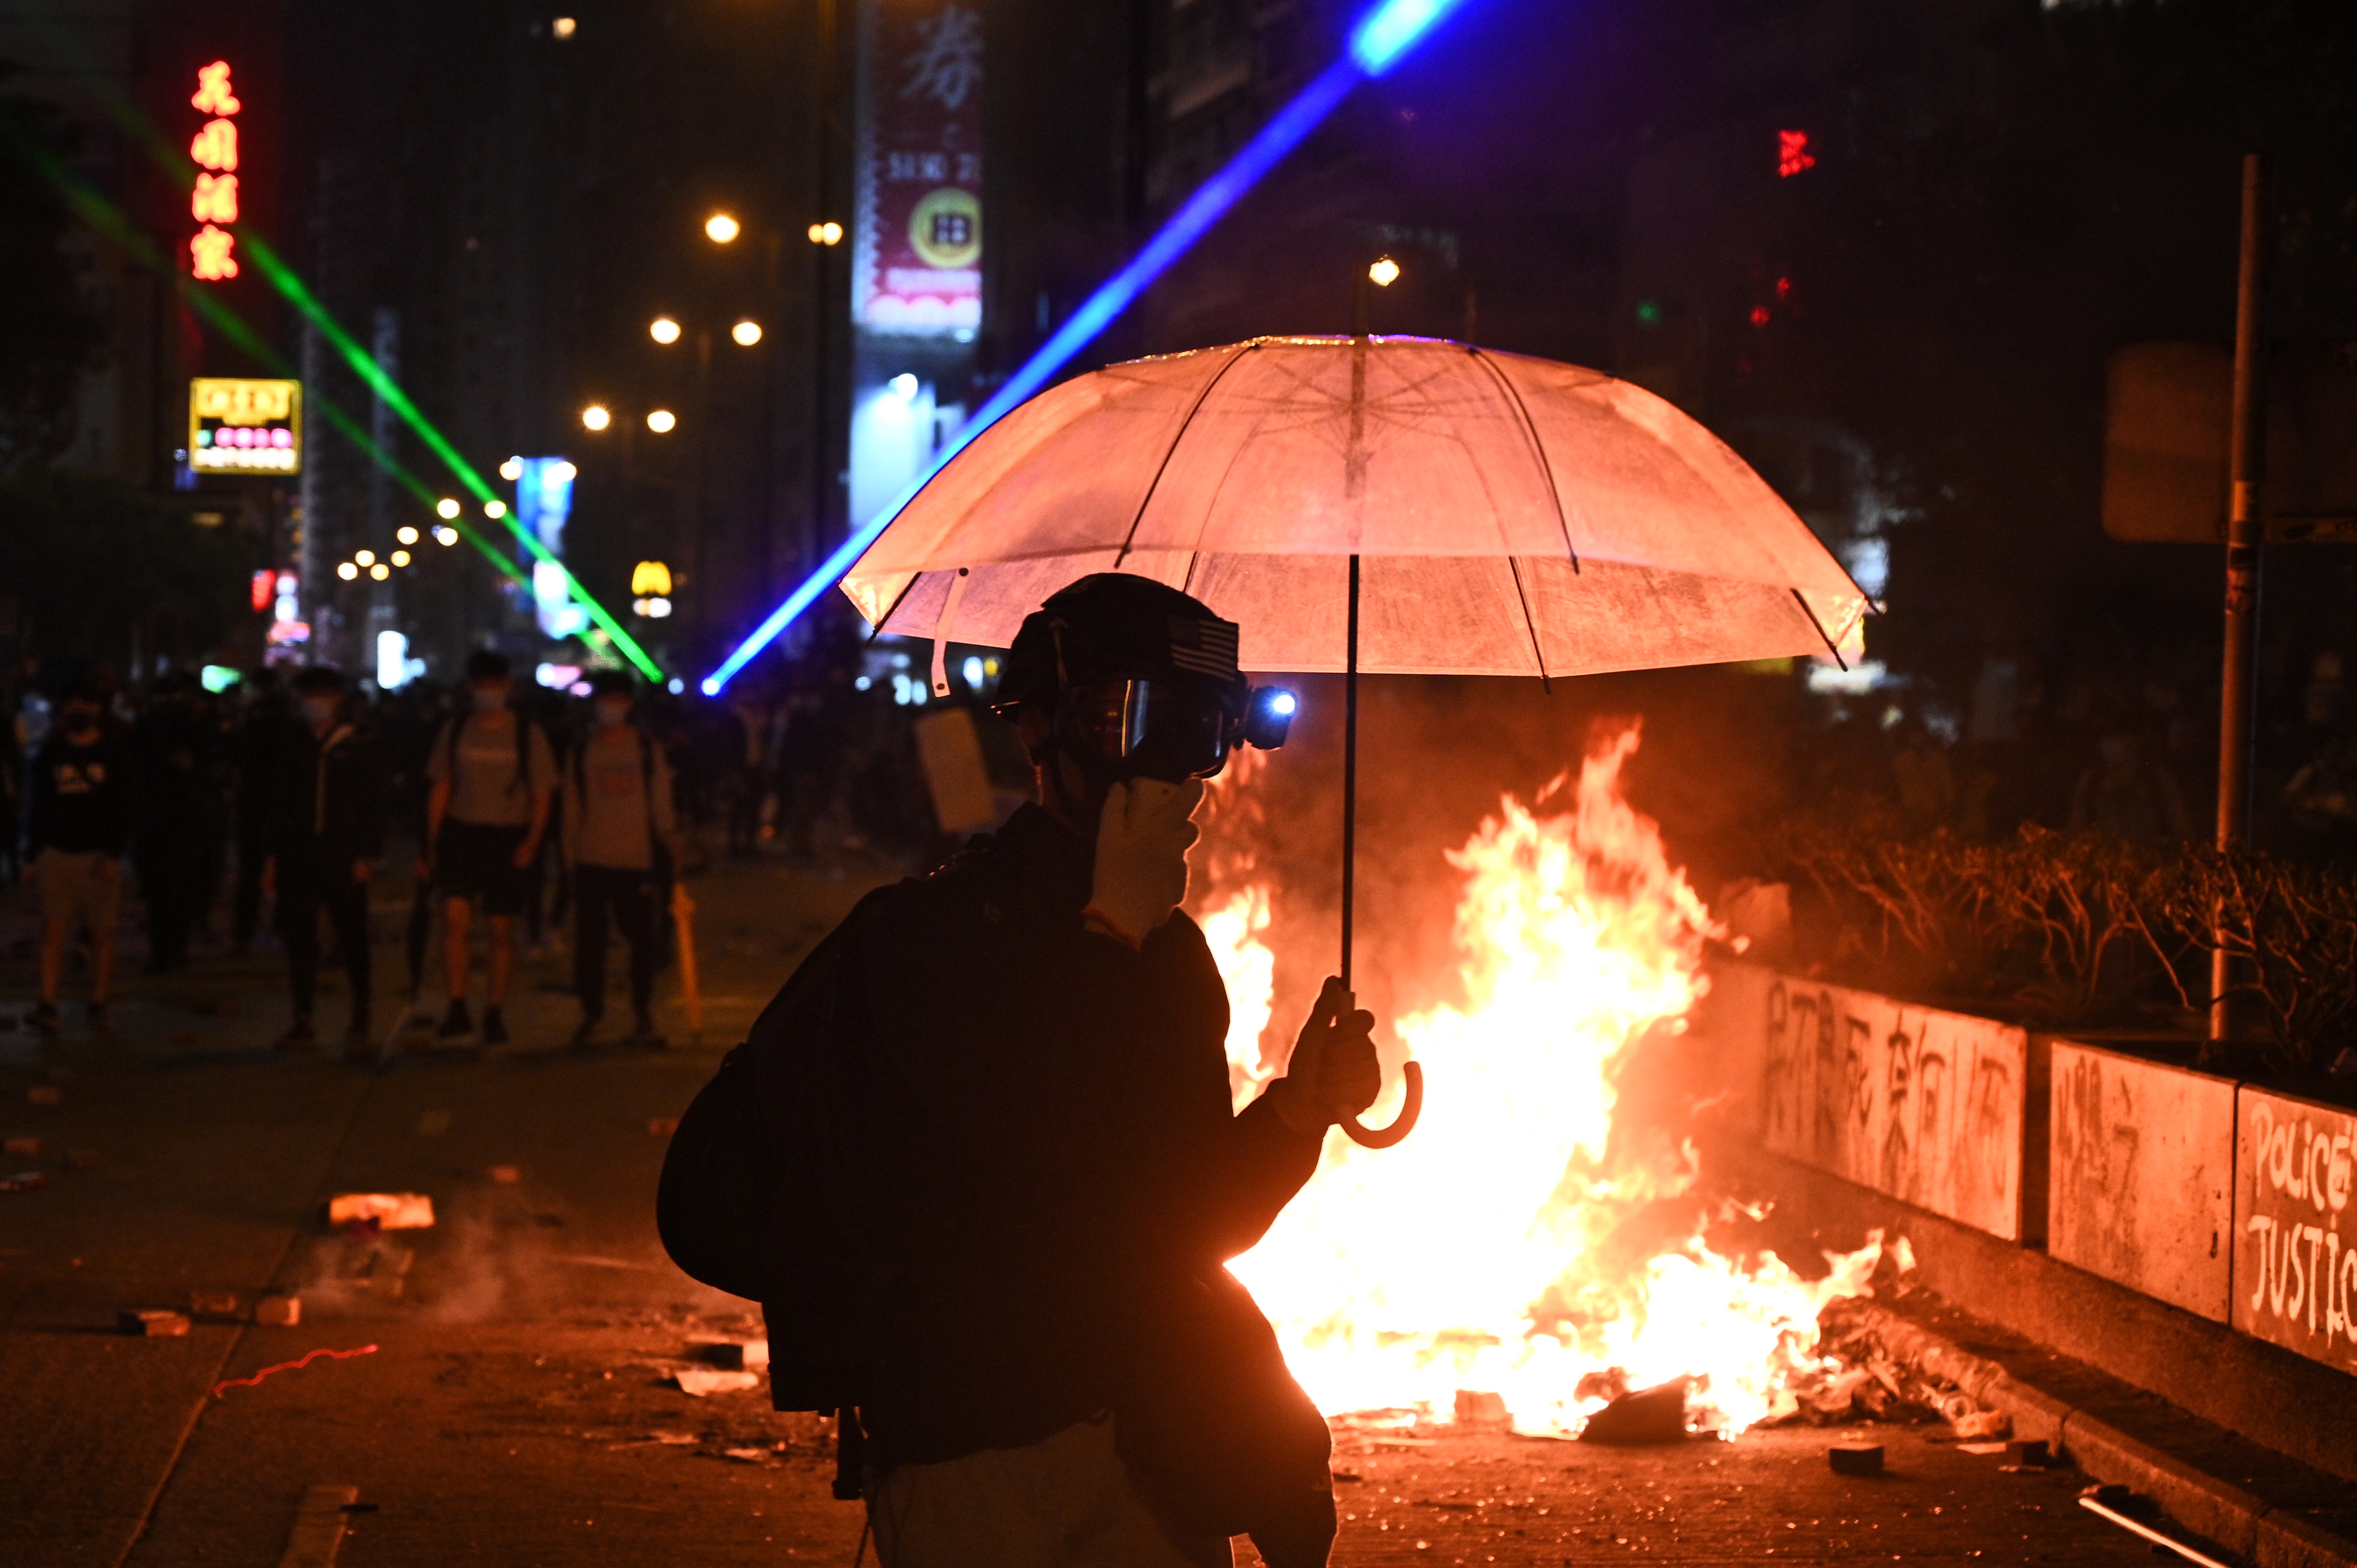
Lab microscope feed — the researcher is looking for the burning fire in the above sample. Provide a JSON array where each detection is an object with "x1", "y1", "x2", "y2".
[{"x1": 1194, "y1": 724, "x2": 1883, "y2": 1438}]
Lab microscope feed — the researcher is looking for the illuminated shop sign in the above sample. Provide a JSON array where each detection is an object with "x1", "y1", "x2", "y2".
[
  {"x1": 854, "y1": 1, "x2": 983, "y2": 335},
  {"x1": 190, "y1": 377, "x2": 302, "y2": 473},
  {"x1": 188, "y1": 59, "x2": 243, "y2": 280}
]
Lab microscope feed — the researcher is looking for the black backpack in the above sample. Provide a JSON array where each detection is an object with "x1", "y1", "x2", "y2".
[{"x1": 655, "y1": 884, "x2": 896, "y2": 1396}]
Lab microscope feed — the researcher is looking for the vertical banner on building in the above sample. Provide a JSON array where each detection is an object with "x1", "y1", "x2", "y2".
[
  {"x1": 515, "y1": 458, "x2": 586, "y2": 639},
  {"x1": 853, "y1": 0, "x2": 984, "y2": 336}
]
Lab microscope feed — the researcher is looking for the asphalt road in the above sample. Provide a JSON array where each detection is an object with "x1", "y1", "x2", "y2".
[{"x1": 0, "y1": 849, "x2": 2171, "y2": 1567}]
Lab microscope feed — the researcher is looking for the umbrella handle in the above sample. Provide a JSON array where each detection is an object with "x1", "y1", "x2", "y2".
[{"x1": 1340, "y1": 1060, "x2": 1423, "y2": 1149}]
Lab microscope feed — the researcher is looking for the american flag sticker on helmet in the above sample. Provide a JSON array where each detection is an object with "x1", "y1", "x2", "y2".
[{"x1": 1168, "y1": 614, "x2": 1240, "y2": 678}]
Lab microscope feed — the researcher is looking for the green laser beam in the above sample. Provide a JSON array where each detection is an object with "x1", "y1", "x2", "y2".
[
  {"x1": 9, "y1": 33, "x2": 663, "y2": 681},
  {"x1": 17, "y1": 138, "x2": 525, "y2": 586},
  {"x1": 238, "y1": 234, "x2": 664, "y2": 681}
]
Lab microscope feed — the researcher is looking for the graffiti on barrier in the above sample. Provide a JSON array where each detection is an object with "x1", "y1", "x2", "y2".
[
  {"x1": 2047, "y1": 1043, "x2": 2233, "y2": 1322},
  {"x1": 2234, "y1": 1087, "x2": 2357, "y2": 1372},
  {"x1": 1762, "y1": 978, "x2": 2027, "y2": 1239}
]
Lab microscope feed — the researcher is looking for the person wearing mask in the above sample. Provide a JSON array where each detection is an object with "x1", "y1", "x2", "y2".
[
  {"x1": 698, "y1": 577, "x2": 1377, "y2": 1566},
  {"x1": 264, "y1": 667, "x2": 384, "y2": 1050},
  {"x1": 562, "y1": 670, "x2": 679, "y2": 1047},
  {"x1": 27, "y1": 683, "x2": 129, "y2": 1031},
  {"x1": 421, "y1": 650, "x2": 554, "y2": 1044}
]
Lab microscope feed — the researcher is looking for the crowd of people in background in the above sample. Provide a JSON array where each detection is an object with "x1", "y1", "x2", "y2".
[
  {"x1": 3, "y1": 631, "x2": 2350, "y2": 1043},
  {"x1": 0, "y1": 635, "x2": 961, "y2": 1046}
]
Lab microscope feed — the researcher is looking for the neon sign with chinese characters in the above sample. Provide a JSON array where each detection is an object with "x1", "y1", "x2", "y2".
[{"x1": 189, "y1": 60, "x2": 242, "y2": 280}]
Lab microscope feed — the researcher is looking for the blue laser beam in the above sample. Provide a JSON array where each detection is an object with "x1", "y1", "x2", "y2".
[{"x1": 703, "y1": 0, "x2": 1475, "y2": 694}]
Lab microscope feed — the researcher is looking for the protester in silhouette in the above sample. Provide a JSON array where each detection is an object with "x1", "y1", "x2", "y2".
[
  {"x1": 27, "y1": 682, "x2": 129, "y2": 1030},
  {"x1": 769, "y1": 575, "x2": 1375, "y2": 1568},
  {"x1": 228, "y1": 668, "x2": 288, "y2": 957},
  {"x1": 562, "y1": 670, "x2": 678, "y2": 1047},
  {"x1": 421, "y1": 650, "x2": 553, "y2": 1044},
  {"x1": 265, "y1": 667, "x2": 384, "y2": 1049},
  {"x1": 129, "y1": 673, "x2": 213, "y2": 973}
]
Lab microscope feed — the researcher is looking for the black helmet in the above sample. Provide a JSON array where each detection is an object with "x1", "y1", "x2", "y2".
[{"x1": 994, "y1": 573, "x2": 1293, "y2": 782}]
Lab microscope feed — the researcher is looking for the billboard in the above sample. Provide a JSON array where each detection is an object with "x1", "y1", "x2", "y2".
[
  {"x1": 189, "y1": 377, "x2": 301, "y2": 474},
  {"x1": 853, "y1": 0, "x2": 983, "y2": 336}
]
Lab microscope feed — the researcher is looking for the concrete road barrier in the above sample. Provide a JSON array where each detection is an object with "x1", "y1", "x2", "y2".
[{"x1": 2050, "y1": 1043, "x2": 2236, "y2": 1322}]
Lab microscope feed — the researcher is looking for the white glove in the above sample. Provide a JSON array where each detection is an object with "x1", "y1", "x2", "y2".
[{"x1": 1087, "y1": 777, "x2": 1204, "y2": 944}]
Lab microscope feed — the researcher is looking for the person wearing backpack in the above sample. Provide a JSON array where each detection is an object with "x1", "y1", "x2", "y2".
[
  {"x1": 659, "y1": 575, "x2": 1376, "y2": 1568},
  {"x1": 420, "y1": 649, "x2": 554, "y2": 1044},
  {"x1": 562, "y1": 669, "x2": 677, "y2": 1047}
]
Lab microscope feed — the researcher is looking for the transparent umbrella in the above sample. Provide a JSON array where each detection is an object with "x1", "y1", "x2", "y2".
[{"x1": 842, "y1": 335, "x2": 1869, "y2": 1144}]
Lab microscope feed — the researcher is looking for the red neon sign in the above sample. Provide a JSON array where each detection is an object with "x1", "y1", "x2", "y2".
[
  {"x1": 1777, "y1": 128, "x2": 1815, "y2": 179},
  {"x1": 188, "y1": 61, "x2": 242, "y2": 281}
]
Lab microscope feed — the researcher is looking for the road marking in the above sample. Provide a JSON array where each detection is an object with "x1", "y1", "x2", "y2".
[{"x1": 278, "y1": 1484, "x2": 359, "y2": 1568}]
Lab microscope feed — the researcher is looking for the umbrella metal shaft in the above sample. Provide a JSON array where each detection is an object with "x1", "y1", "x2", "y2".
[{"x1": 1342, "y1": 553, "x2": 1359, "y2": 989}]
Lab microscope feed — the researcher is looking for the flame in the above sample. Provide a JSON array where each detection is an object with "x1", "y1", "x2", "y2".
[{"x1": 1198, "y1": 724, "x2": 1881, "y2": 1438}]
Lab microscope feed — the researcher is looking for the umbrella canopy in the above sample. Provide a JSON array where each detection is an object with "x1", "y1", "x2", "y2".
[{"x1": 842, "y1": 335, "x2": 1867, "y2": 675}]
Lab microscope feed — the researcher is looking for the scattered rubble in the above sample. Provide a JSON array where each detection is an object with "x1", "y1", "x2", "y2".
[
  {"x1": 695, "y1": 1339, "x2": 770, "y2": 1372},
  {"x1": 120, "y1": 1309, "x2": 192, "y2": 1337},
  {"x1": 325, "y1": 1192, "x2": 436, "y2": 1230},
  {"x1": 1582, "y1": 1379, "x2": 1691, "y2": 1445},
  {"x1": 672, "y1": 1368, "x2": 762, "y2": 1397},
  {"x1": 1, "y1": 1171, "x2": 43, "y2": 1192},
  {"x1": 1828, "y1": 1441, "x2": 1885, "y2": 1476},
  {"x1": 190, "y1": 1291, "x2": 240, "y2": 1318},
  {"x1": 257, "y1": 1294, "x2": 302, "y2": 1326}
]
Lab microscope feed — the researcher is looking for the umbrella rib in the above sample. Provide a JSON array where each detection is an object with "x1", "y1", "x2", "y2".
[
  {"x1": 1114, "y1": 339, "x2": 1265, "y2": 568},
  {"x1": 1506, "y1": 555, "x2": 1552, "y2": 693},
  {"x1": 1790, "y1": 587, "x2": 1849, "y2": 671},
  {"x1": 1465, "y1": 345, "x2": 1581, "y2": 574}
]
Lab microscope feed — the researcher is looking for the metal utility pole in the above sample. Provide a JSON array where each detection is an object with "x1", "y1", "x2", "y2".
[{"x1": 2211, "y1": 154, "x2": 2266, "y2": 1042}]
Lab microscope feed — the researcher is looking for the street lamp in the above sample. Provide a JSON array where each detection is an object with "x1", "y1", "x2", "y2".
[
  {"x1": 647, "y1": 408, "x2": 677, "y2": 434},
  {"x1": 370, "y1": 563, "x2": 390, "y2": 581},
  {"x1": 337, "y1": 561, "x2": 359, "y2": 581},
  {"x1": 435, "y1": 498, "x2": 460, "y2": 519},
  {"x1": 391, "y1": 550, "x2": 411, "y2": 568},
  {"x1": 433, "y1": 525, "x2": 458, "y2": 546},
  {"x1": 650, "y1": 316, "x2": 682, "y2": 345},
  {"x1": 499, "y1": 457, "x2": 524, "y2": 480},
  {"x1": 581, "y1": 403, "x2": 612, "y2": 431},
  {"x1": 355, "y1": 550, "x2": 376, "y2": 566},
  {"x1": 807, "y1": 220, "x2": 842, "y2": 246},
  {"x1": 731, "y1": 319, "x2": 763, "y2": 347},
  {"x1": 1368, "y1": 256, "x2": 1401, "y2": 287},
  {"x1": 485, "y1": 499, "x2": 508, "y2": 518},
  {"x1": 396, "y1": 525, "x2": 419, "y2": 545},
  {"x1": 704, "y1": 211, "x2": 740, "y2": 244}
]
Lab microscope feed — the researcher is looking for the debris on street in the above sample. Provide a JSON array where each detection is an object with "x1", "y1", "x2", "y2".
[
  {"x1": 695, "y1": 1339, "x2": 770, "y2": 1371},
  {"x1": 3, "y1": 1136, "x2": 41, "y2": 1156},
  {"x1": 325, "y1": 1192, "x2": 436, "y2": 1229},
  {"x1": 672, "y1": 1367, "x2": 762, "y2": 1397},
  {"x1": 487, "y1": 1165, "x2": 521, "y2": 1184},
  {"x1": 1451, "y1": 1389, "x2": 1508, "y2": 1427},
  {"x1": 1828, "y1": 1441, "x2": 1885, "y2": 1476},
  {"x1": 1581, "y1": 1379, "x2": 1690, "y2": 1445},
  {"x1": 212, "y1": 1343, "x2": 379, "y2": 1399},
  {"x1": 1, "y1": 1171, "x2": 44, "y2": 1192},
  {"x1": 120, "y1": 1309, "x2": 192, "y2": 1337},
  {"x1": 190, "y1": 1291, "x2": 240, "y2": 1318},
  {"x1": 257, "y1": 1294, "x2": 302, "y2": 1326}
]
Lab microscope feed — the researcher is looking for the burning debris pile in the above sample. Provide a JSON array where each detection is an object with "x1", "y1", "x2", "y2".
[{"x1": 1193, "y1": 723, "x2": 1960, "y2": 1444}]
